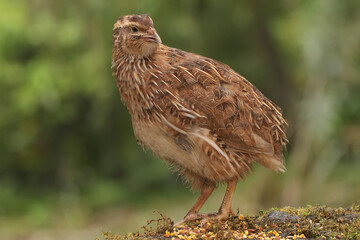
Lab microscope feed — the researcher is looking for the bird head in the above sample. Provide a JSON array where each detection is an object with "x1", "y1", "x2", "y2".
[{"x1": 113, "y1": 14, "x2": 162, "y2": 58}]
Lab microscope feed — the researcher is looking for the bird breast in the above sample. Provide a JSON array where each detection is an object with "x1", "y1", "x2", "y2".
[{"x1": 131, "y1": 116, "x2": 247, "y2": 182}]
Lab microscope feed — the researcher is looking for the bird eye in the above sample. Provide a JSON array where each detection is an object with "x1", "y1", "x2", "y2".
[{"x1": 131, "y1": 26, "x2": 139, "y2": 32}]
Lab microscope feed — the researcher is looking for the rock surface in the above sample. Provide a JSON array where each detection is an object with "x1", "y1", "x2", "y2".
[{"x1": 98, "y1": 205, "x2": 360, "y2": 240}]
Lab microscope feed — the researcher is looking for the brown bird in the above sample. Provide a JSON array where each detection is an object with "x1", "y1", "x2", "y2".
[{"x1": 112, "y1": 14, "x2": 288, "y2": 224}]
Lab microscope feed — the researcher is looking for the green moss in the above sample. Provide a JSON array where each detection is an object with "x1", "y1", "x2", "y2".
[{"x1": 99, "y1": 204, "x2": 360, "y2": 239}]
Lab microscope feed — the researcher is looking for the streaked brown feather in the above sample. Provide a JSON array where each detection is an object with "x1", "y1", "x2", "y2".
[{"x1": 112, "y1": 15, "x2": 288, "y2": 190}]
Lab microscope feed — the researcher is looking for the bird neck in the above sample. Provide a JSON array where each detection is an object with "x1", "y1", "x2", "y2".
[
  {"x1": 112, "y1": 45, "x2": 168, "y2": 82},
  {"x1": 112, "y1": 53, "x2": 153, "y2": 83},
  {"x1": 112, "y1": 48, "x2": 163, "y2": 117}
]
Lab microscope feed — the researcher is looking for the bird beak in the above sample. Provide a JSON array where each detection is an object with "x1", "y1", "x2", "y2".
[{"x1": 144, "y1": 28, "x2": 162, "y2": 44}]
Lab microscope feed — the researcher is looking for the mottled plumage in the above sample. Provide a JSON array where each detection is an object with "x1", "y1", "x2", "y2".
[{"x1": 112, "y1": 14, "x2": 288, "y2": 223}]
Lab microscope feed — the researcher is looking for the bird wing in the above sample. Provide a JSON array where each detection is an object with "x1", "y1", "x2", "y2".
[{"x1": 151, "y1": 47, "x2": 288, "y2": 171}]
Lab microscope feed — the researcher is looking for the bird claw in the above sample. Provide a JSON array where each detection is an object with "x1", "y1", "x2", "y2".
[
  {"x1": 174, "y1": 212, "x2": 206, "y2": 227},
  {"x1": 200, "y1": 212, "x2": 231, "y2": 227},
  {"x1": 175, "y1": 209, "x2": 237, "y2": 227}
]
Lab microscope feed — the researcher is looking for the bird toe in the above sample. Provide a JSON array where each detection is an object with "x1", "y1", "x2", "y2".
[{"x1": 200, "y1": 211, "x2": 232, "y2": 227}]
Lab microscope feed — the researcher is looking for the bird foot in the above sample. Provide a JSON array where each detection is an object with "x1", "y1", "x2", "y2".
[
  {"x1": 174, "y1": 212, "x2": 207, "y2": 227},
  {"x1": 174, "y1": 209, "x2": 236, "y2": 227},
  {"x1": 200, "y1": 211, "x2": 232, "y2": 227}
]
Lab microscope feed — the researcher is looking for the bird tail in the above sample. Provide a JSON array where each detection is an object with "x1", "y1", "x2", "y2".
[{"x1": 255, "y1": 153, "x2": 286, "y2": 173}]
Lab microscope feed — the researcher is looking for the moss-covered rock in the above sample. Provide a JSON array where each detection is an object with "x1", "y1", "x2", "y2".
[{"x1": 98, "y1": 205, "x2": 360, "y2": 239}]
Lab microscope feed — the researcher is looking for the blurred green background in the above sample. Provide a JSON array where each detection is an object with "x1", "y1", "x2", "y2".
[{"x1": 1, "y1": 0, "x2": 360, "y2": 239}]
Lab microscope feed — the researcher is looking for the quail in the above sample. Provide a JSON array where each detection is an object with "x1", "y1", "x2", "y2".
[{"x1": 112, "y1": 14, "x2": 288, "y2": 224}]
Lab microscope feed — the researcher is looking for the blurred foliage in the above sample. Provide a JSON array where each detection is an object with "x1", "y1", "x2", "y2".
[{"x1": 0, "y1": 0, "x2": 360, "y2": 238}]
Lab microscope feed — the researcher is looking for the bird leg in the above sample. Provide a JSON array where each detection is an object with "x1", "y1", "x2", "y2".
[
  {"x1": 200, "y1": 179, "x2": 238, "y2": 224},
  {"x1": 174, "y1": 184, "x2": 215, "y2": 226},
  {"x1": 175, "y1": 180, "x2": 238, "y2": 226}
]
